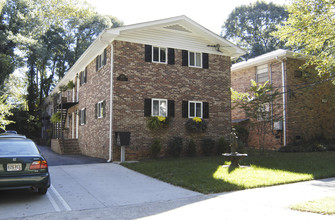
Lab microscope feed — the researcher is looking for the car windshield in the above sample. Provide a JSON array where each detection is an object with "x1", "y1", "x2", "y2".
[{"x1": 0, "y1": 140, "x2": 40, "y2": 156}]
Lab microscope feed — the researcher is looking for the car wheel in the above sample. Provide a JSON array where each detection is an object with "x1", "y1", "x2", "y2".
[{"x1": 38, "y1": 187, "x2": 48, "y2": 195}]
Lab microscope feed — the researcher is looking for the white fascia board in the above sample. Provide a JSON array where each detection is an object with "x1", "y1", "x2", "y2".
[
  {"x1": 231, "y1": 49, "x2": 305, "y2": 72},
  {"x1": 52, "y1": 30, "x2": 118, "y2": 95}
]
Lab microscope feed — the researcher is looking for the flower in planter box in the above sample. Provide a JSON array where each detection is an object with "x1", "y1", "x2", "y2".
[
  {"x1": 186, "y1": 117, "x2": 207, "y2": 133},
  {"x1": 147, "y1": 116, "x2": 169, "y2": 130}
]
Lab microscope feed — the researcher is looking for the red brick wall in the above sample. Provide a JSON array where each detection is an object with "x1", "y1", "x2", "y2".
[{"x1": 112, "y1": 41, "x2": 232, "y2": 160}]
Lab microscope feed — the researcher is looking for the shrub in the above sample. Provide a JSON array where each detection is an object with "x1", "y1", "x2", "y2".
[
  {"x1": 216, "y1": 136, "x2": 230, "y2": 155},
  {"x1": 150, "y1": 139, "x2": 161, "y2": 158},
  {"x1": 201, "y1": 138, "x2": 215, "y2": 156},
  {"x1": 185, "y1": 139, "x2": 197, "y2": 156},
  {"x1": 168, "y1": 136, "x2": 183, "y2": 157},
  {"x1": 50, "y1": 112, "x2": 62, "y2": 123}
]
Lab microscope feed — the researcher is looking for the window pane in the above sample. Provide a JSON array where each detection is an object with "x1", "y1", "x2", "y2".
[
  {"x1": 160, "y1": 48, "x2": 166, "y2": 63},
  {"x1": 195, "y1": 53, "x2": 201, "y2": 67},
  {"x1": 189, "y1": 52, "x2": 195, "y2": 66},
  {"x1": 189, "y1": 102, "x2": 195, "y2": 117},
  {"x1": 153, "y1": 47, "x2": 159, "y2": 62},
  {"x1": 196, "y1": 103, "x2": 202, "y2": 117},
  {"x1": 160, "y1": 100, "x2": 167, "y2": 117},
  {"x1": 153, "y1": 100, "x2": 159, "y2": 116}
]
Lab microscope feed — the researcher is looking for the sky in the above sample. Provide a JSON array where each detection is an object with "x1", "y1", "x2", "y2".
[{"x1": 86, "y1": 0, "x2": 289, "y2": 35}]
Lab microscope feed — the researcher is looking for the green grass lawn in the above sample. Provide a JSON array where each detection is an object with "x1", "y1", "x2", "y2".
[
  {"x1": 290, "y1": 196, "x2": 335, "y2": 215},
  {"x1": 122, "y1": 151, "x2": 335, "y2": 194}
]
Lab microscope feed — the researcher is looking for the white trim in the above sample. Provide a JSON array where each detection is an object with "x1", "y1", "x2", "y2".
[
  {"x1": 71, "y1": 112, "x2": 74, "y2": 139},
  {"x1": 75, "y1": 110, "x2": 79, "y2": 139},
  {"x1": 80, "y1": 108, "x2": 86, "y2": 125},
  {"x1": 151, "y1": 98, "x2": 168, "y2": 117},
  {"x1": 97, "y1": 100, "x2": 104, "y2": 119},
  {"x1": 108, "y1": 44, "x2": 114, "y2": 162},
  {"x1": 188, "y1": 51, "x2": 202, "y2": 68},
  {"x1": 188, "y1": 101, "x2": 203, "y2": 118},
  {"x1": 152, "y1": 46, "x2": 167, "y2": 64}
]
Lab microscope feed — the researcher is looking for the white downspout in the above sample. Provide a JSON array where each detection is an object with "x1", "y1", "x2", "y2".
[
  {"x1": 107, "y1": 43, "x2": 114, "y2": 162},
  {"x1": 277, "y1": 58, "x2": 287, "y2": 146}
]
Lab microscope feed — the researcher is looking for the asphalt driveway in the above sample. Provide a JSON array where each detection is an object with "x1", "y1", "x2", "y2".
[{"x1": 38, "y1": 145, "x2": 105, "y2": 166}]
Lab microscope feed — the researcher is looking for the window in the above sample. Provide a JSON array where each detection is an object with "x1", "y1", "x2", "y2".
[
  {"x1": 96, "y1": 101, "x2": 105, "y2": 119},
  {"x1": 189, "y1": 52, "x2": 202, "y2": 68},
  {"x1": 182, "y1": 101, "x2": 209, "y2": 119},
  {"x1": 79, "y1": 67, "x2": 87, "y2": 86},
  {"x1": 96, "y1": 48, "x2": 107, "y2": 71},
  {"x1": 152, "y1": 99, "x2": 167, "y2": 117},
  {"x1": 152, "y1": 46, "x2": 167, "y2": 63},
  {"x1": 256, "y1": 64, "x2": 268, "y2": 83},
  {"x1": 257, "y1": 103, "x2": 270, "y2": 121},
  {"x1": 80, "y1": 108, "x2": 86, "y2": 125},
  {"x1": 189, "y1": 101, "x2": 202, "y2": 118}
]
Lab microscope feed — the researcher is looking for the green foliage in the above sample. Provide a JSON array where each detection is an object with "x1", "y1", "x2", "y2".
[
  {"x1": 150, "y1": 139, "x2": 161, "y2": 158},
  {"x1": 185, "y1": 118, "x2": 207, "y2": 133},
  {"x1": 0, "y1": 95, "x2": 14, "y2": 130},
  {"x1": 217, "y1": 136, "x2": 230, "y2": 155},
  {"x1": 147, "y1": 116, "x2": 169, "y2": 130},
  {"x1": 275, "y1": 0, "x2": 335, "y2": 78},
  {"x1": 222, "y1": 1, "x2": 289, "y2": 61},
  {"x1": 67, "y1": 80, "x2": 75, "y2": 89},
  {"x1": 185, "y1": 139, "x2": 197, "y2": 156},
  {"x1": 168, "y1": 136, "x2": 183, "y2": 157},
  {"x1": 232, "y1": 80, "x2": 281, "y2": 152},
  {"x1": 201, "y1": 138, "x2": 215, "y2": 156},
  {"x1": 50, "y1": 112, "x2": 61, "y2": 123}
]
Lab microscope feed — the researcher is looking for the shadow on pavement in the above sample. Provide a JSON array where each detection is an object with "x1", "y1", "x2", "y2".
[{"x1": 38, "y1": 145, "x2": 106, "y2": 166}]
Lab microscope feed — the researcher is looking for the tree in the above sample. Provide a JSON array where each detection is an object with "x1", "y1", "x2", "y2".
[
  {"x1": 275, "y1": 0, "x2": 335, "y2": 78},
  {"x1": 0, "y1": 94, "x2": 14, "y2": 130},
  {"x1": 222, "y1": 1, "x2": 289, "y2": 61},
  {"x1": 231, "y1": 80, "x2": 281, "y2": 152}
]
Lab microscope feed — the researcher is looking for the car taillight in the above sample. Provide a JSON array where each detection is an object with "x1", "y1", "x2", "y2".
[{"x1": 30, "y1": 160, "x2": 48, "y2": 170}]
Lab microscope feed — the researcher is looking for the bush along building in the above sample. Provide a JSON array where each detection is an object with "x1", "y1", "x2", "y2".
[
  {"x1": 42, "y1": 16, "x2": 245, "y2": 161},
  {"x1": 231, "y1": 49, "x2": 335, "y2": 151}
]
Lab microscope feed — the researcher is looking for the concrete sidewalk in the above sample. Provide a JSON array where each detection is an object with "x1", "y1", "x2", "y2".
[{"x1": 14, "y1": 162, "x2": 335, "y2": 220}]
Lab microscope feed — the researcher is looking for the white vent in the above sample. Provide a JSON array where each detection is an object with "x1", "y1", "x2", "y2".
[
  {"x1": 164, "y1": 24, "x2": 192, "y2": 33},
  {"x1": 273, "y1": 121, "x2": 283, "y2": 130}
]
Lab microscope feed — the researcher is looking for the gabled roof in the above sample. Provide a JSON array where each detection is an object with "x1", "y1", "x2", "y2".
[
  {"x1": 52, "y1": 15, "x2": 245, "y2": 94},
  {"x1": 231, "y1": 49, "x2": 306, "y2": 72}
]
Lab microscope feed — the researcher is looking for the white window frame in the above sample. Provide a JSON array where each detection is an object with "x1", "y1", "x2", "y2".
[
  {"x1": 188, "y1": 101, "x2": 203, "y2": 118},
  {"x1": 152, "y1": 46, "x2": 167, "y2": 64},
  {"x1": 189, "y1": 51, "x2": 202, "y2": 68},
  {"x1": 256, "y1": 64, "x2": 269, "y2": 83},
  {"x1": 80, "y1": 108, "x2": 86, "y2": 125},
  {"x1": 97, "y1": 101, "x2": 104, "y2": 119},
  {"x1": 97, "y1": 50, "x2": 105, "y2": 70},
  {"x1": 151, "y1": 98, "x2": 168, "y2": 117}
]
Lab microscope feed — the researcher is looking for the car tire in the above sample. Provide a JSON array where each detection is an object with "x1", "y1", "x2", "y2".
[{"x1": 38, "y1": 187, "x2": 48, "y2": 195}]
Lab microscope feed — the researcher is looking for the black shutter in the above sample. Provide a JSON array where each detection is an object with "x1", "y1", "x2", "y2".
[
  {"x1": 145, "y1": 45, "x2": 152, "y2": 62},
  {"x1": 168, "y1": 48, "x2": 175, "y2": 65},
  {"x1": 182, "y1": 101, "x2": 188, "y2": 118},
  {"x1": 103, "y1": 100, "x2": 106, "y2": 118},
  {"x1": 84, "y1": 67, "x2": 87, "y2": 83},
  {"x1": 168, "y1": 100, "x2": 175, "y2": 117},
  {"x1": 182, "y1": 50, "x2": 188, "y2": 66},
  {"x1": 103, "y1": 48, "x2": 107, "y2": 66},
  {"x1": 144, "y1": 99, "x2": 152, "y2": 117},
  {"x1": 95, "y1": 103, "x2": 98, "y2": 119},
  {"x1": 96, "y1": 56, "x2": 99, "y2": 71},
  {"x1": 83, "y1": 108, "x2": 86, "y2": 124},
  {"x1": 202, "y1": 53, "x2": 209, "y2": 69},
  {"x1": 79, "y1": 72, "x2": 82, "y2": 86},
  {"x1": 203, "y1": 102, "x2": 209, "y2": 119},
  {"x1": 79, "y1": 109, "x2": 81, "y2": 124}
]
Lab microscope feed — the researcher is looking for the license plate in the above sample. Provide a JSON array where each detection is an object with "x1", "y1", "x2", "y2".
[{"x1": 7, "y1": 163, "x2": 22, "y2": 171}]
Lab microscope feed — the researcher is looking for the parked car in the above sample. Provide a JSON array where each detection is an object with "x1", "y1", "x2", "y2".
[
  {"x1": 5, "y1": 130, "x2": 17, "y2": 134},
  {"x1": 0, "y1": 134, "x2": 50, "y2": 194}
]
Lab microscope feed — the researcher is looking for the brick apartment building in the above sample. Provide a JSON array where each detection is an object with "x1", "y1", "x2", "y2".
[
  {"x1": 42, "y1": 16, "x2": 245, "y2": 161},
  {"x1": 231, "y1": 49, "x2": 335, "y2": 150}
]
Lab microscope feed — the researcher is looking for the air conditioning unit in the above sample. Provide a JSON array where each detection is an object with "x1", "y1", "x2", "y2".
[{"x1": 273, "y1": 121, "x2": 283, "y2": 131}]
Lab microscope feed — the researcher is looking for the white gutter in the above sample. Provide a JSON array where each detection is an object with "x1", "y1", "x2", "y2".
[
  {"x1": 277, "y1": 58, "x2": 287, "y2": 146},
  {"x1": 107, "y1": 43, "x2": 114, "y2": 162}
]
